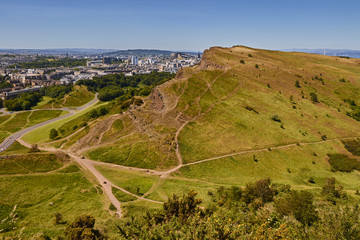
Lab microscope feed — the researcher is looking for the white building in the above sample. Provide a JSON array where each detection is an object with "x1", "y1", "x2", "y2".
[{"x1": 131, "y1": 56, "x2": 138, "y2": 65}]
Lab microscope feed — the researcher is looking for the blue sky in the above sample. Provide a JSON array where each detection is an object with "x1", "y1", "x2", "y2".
[{"x1": 1, "y1": 0, "x2": 359, "y2": 51}]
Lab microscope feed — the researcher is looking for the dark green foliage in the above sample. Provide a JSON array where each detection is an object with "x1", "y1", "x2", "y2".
[
  {"x1": 0, "y1": 80, "x2": 11, "y2": 89},
  {"x1": 255, "y1": 64, "x2": 259, "y2": 68},
  {"x1": 40, "y1": 85, "x2": 72, "y2": 98},
  {"x1": 29, "y1": 144, "x2": 41, "y2": 153},
  {"x1": 308, "y1": 177, "x2": 315, "y2": 183},
  {"x1": 54, "y1": 212, "x2": 66, "y2": 225},
  {"x1": 87, "y1": 107, "x2": 109, "y2": 120},
  {"x1": 342, "y1": 139, "x2": 360, "y2": 156},
  {"x1": 0, "y1": 98, "x2": 3, "y2": 108},
  {"x1": 275, "y1": 190, "x2": 318, "y2": 226},
  {"x1": 49, "y1": 128, "x2": 59, "y2": 140},
  {"x1": 321, "y1": 134, "x2": 327, "y2": 140},
  {"x1": 163, "y1": 190, "x2": 202, "y2": 222},
  {"x1": 295, "y1": 80, "x2": 301, "y2": 88},
  {"x1": 77, "y1": 72, "x2": 174, "y2": 102},
  {"x1": 240, "y1": 60, "x2": 245, "y2": 64},
  {"x1": 9, "y1": 58, "x2": 86, "y2": 69},
  {"x1": 4, "y1": 91, "x2": 43, "y2": 111},
  {"x1": 65, "y1": 215, "x2": 105, "y2": 240},
  {"x1": 327, "y1": 154, "x2": 360, "y2": 172},
  {"x1": 0, "y1": 204, "x2": 20, "y2": 233},
  {"x1": 339, "y1": 78, "x2": 346, "y2": 82},
  {"x1": 242, "y1": 177, "x2": 275, "y2": 206},
  {"x1": 271, "y1": 114, "x2": 281, "y2": 122},
  {"x1": 245, "y1": 105, "x2": 259, "y2": 114},
  {"x1": 310, "y1": 92, "x2": 319, "y2": 103},
  {"x1": 321, "y1": 177, "x2": 347, "y2": 203},
  {"x1": 98, "y1": 86, "x2": 124, "y2": 101}
]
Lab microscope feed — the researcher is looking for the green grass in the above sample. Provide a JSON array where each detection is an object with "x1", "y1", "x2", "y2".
[
  {"x1": 21, "y1": 102, "x2": 107, "y2": 144},
  {"x1": 0, "y1": 110, "x2": 66, "y2": 139},
  {"x1": 328, "y1": 154, "x2": 360, "y2": 172},
  {"x1": 177, "y1": 141, "x2": 360, "y2": 193},
  {"x1": 62, "y1": 85, "x2": 94, "y2": 107},
  {"x1": 95, "y1": 165, "x2": 159, "y2": 196},
  {"x1": 0, "y1": 153, "x2": 65, "y2": 175},
  {"x1": 121, "y1": 200, "x2": 162, "y2": 218},
  {"x1": 33, "y1": 96, "x2": 53, "y2": 109},
  {"x1": 0, "y1": 173, "x2": 116, "y2": 238},
  {"x1": 0, "y1": 140, "x2": 30, "y2": 156},
  {"x1": 25, "y1": 110, "x2": 65, "y2": 127},
  {"x1": 112, "y1": 187, "x2": 137, "y2": 202},
  {"x1": 0, "y1": 112, "x2": 31, "y2": 133}
]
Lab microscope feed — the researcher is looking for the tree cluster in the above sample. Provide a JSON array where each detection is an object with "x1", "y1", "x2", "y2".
[
  {"x1": 4, "y1": 92, "x2": 42, "y2": 111},
  {"x1": 9, "y1": 58, "x2": 86, "y2": 69},
  {"x1": 40, "y1": 85, "x2": 72, "y2": 98},
  {"x1": 77, "y1": 72, "x2": 174, "y2": 102}
]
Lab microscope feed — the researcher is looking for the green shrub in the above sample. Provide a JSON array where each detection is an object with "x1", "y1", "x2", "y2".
[{"x1": 327, "y1": 154, "x2": 360, "y2": 172}]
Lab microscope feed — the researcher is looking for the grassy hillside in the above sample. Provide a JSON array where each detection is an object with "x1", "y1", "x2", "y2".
[
  {"x1": 38, "y1": 85, "x2": 95, "y2": 109},
  {"x1": 6, "y1": 46, "x2": 360, "y2": 238},
  {"x1": 72, "y1": 46, "x2": 360, "y2": 206}
]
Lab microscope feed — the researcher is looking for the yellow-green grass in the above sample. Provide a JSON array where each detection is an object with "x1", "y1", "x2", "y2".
[
  {"x1": 25, "y1": 110, "x2": 66, "y2": 127},
  {"x1": 0, "y1": 140, "x2": 29, "y2": 156},
  {"x1": 87, "y1": 136, "x2": 177, "y2": 169},
  {"x1": 62, "y1": 85, "x2": 94, "y2": 107},
  {"x1": 33, "y1": 96, "x2": 53, "y2": 109},
  {"x1": 121, "y1": 200, "x2": 162, "y2": 218},
  {"x1": 0, "y1": 173, "x2": 115, "y2": 238},
  {"x1": 95, "y1": 165, "x2": 159, "y2": 196},
  {"x1": 62, "y1": 129, "x2": 88, "y2": 149},
  {"x1": 0, "y1": 153, "x2": 64, "y2": 175},
  {"x1": 178, "y1": 140, "x2": 360, "y2": 193},
  {"x1": 0, "y1": 131, "x2": 10, "y2": 144},
  {"x1": 40, "y1": 85, "x2": 95, "y2": 109},
  {"x1": 21, "y1": 102, "x2": 107, "y2": 144},
  {"x1": 0, "y1": 112, "x2": 31, "y2": 133},
  {"x1": 112, "y1": 187, "x2": 137, "y2": 202},
  {"x1": 0, "y1": 110, "x2": 65, "y2": 137}
]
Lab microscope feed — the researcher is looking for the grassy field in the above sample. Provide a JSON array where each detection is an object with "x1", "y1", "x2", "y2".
[
  {"x1": 0, "y1": 110, "x2": 65, "y2": 138},
  {"x1": 21, "y1": 102, "x2": 107, "y2": 144},
  {"x1": 96, "y1": 165, "x2": 159, "y2": 196},
  {"x1": 0, "y1": 153, "x2": 66, "y2": 175},
  {"x1": 0, "y1": 172, "x2": 117, "y2": 238},
  {"x1": 0, "y1": 140, "x2": 30, "y2": 156}
]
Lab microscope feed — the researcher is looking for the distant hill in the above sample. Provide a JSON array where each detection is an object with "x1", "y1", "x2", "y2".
[
  {"x1": 283, "y1": 48, "x2": 360, "y2": 58},
  {"x1": 0, "y1": 48, "x2": 116, "y2": 56},
  {"x1": 103, "y1": 49, "x2": 198, "y2": 57}
]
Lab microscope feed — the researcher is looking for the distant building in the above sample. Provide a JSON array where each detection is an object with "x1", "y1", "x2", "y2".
[
  {"x1": 131, "y1": 56, "x2": 138, "y2": 65},
  {"x1": 103, "y1": 57, "x2": 112, "y2": 65}
]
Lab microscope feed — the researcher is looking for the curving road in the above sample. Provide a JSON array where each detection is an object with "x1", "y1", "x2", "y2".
[{"x1": 0, "y1": 94, "x2": 98, "y2": 152}]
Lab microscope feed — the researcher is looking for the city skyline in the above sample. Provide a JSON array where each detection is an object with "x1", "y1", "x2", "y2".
[{"x1": 1, "y1": 0, "x2": 360, "y2": 51}]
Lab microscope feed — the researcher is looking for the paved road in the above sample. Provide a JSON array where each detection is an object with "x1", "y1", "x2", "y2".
[{"x1": 0, "y1": 94, "x2": 98, "y2": 152}]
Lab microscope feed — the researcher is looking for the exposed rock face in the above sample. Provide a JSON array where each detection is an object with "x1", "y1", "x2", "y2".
[
  {"x1": 148, "y1": 88, "x2": 165, "y2": 111},
  {"x1": 198, "y1": 49, "x2": 225, "y2": 70}
]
